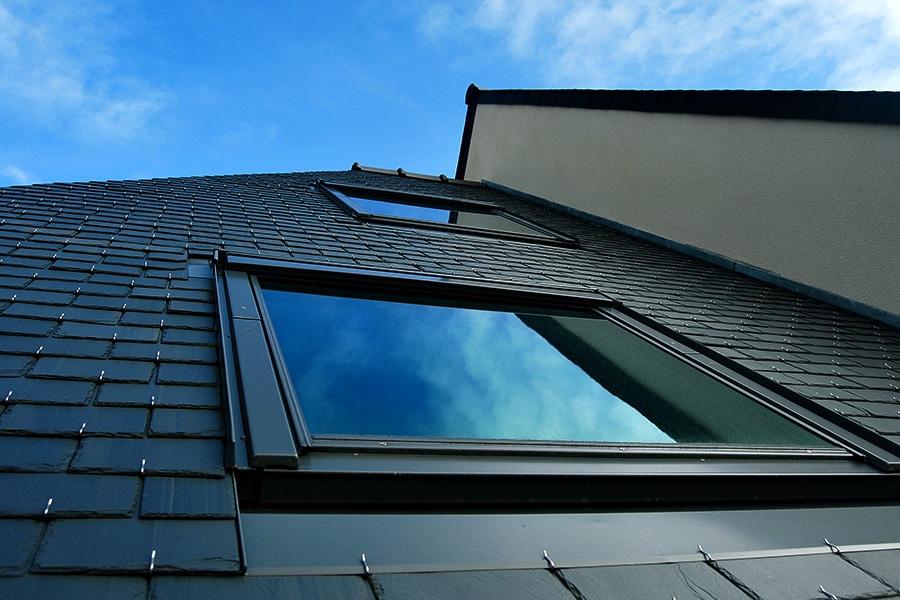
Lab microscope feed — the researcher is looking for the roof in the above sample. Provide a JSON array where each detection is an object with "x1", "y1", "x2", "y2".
[{"x1": 1, "y1": 168, "x2": 900, "y2": 596}]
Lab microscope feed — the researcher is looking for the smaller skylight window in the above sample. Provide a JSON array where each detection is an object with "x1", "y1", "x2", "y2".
[{"x1": 320, "y1": 182, "x2": 574, "y2": 244}]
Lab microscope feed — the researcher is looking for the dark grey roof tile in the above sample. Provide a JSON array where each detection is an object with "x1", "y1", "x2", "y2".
[
  {"x1": 0, "y1": 377, "x2": 95, "y2": 405},
  {"x1": 70, "y1": 438, "x2": 224, "y2": 476},
  {"x1": 30, "y1": 357, "x2": 154, "y2": 383},
  {"x1": 377, "y1": 569, "x2": 571, "y2": 600},
  {"x1": 150, "y1": 574, "x2": 371, "y2": 599},
  {"x1": 563, "y1": 562, "x2": 748, "y2": 599},
  {"x1": 32, "y1": 518, "x2": 239, "y2": 573},
  {"x1": 21, "y1": 278, "x2": 81, "y2": 293},
  {"x1": 39, "y1": 337, "x2": 111, "y2": 359},
  {"x1": 161, "y1": 328, "x2": 217, "y2": 346},
  {"x1": 149, "y1": 408, "x2": 222, "y2": 438},
  {"x1": 847, "y1": 549, "x2": 900, "y2": 588},
  {"x1": 154, "y1": 384, "x2": 221, "y2": 408},
  {"x1": 76, "y1": 282, "x2": 131, "y2": 297},
  {"x1": 120, "y1": 311, "x2": 167, "y2": 326},
  {"x1": 0, "y1": 404, "x2": 147, "y2": 437},
  {"x1": 3, "y1": 302, "x2": 68, "y2": 320},
  {"x1": 0, "y1": 315, "x2": 58, "y2": 336},
  {"x1": 60, "y1": 306, "x2": 123, "y2": 325},
  {"x1": 110, "y1": 342, "x2": 158, "y2": 361},
  {"x1": 0, "y1": 520, "x2": 43, "y2": 575},
  {"x1": 0, "y1": 473, "x2": 139, "y2": 517},
  {"x1": 0, "y1": 574, "x2": 147, "y2": 600},
  {"x1": 141, "y1": 476, "x2": 235, "y2": 518},
  {"x1": 55, "y1": 321, "x2": 160, "y2": 342},
  {"x1": 158, "y1": 343, "x2": 217, "y2": 364},
  {"x1": 0, "y1": 436, "x2": 77, "y2": 472},
  {"x1": 73, "y1": 295, "x2": 162, "y2": 312},
  {"x1": 156, "y1": 363, "x2": 218, "y2": 386},
  {"x1": 159, "y1": 313, "x2": 215, "y2": 330},
  {"x1": 95, "y1": 383, "x2": 153, "y2": 407},
  {"x1": 854, "y1": 416, "x2": 900, "y2": 435},
  {"x1": 719, "y1": 553, "x2": 892, "y2": 599},
  {"x1": 166, "y1": 299, "x2": 213, "y2": 315},
  {"x1": 3, "y1": 289, "x2": 73, "y2": 304},
  {"x1": 0, "y1": 334, "x2": 43, "y2": 355},
  {"x1": 0, "y1": 354, "x2": 33, "y2": 376}
]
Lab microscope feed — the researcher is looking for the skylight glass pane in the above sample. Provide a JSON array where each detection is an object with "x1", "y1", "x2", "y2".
[
  {"x1": 260, "y1": 286, "x2": 830, "y2": 447},
  {"x1": 352, "y1": 197, "x2": 453, "y2": 223},
  {"x1": 345, "y1": 193, "x2": 549, "y2": 237}
]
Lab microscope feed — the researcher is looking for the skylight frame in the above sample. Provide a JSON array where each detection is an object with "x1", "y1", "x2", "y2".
[
  {"x1": 319, "y1": 181, "x2": 578, "y2": 246},
  {"x1": 214, "y1": 252, "x2": 900, "y2": 510}
]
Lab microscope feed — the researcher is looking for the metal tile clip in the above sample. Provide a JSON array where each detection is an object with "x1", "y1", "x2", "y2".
[
  {"x1": 98, "y1": 370, "x2": 105, "y2": 382},
  {"x1": 140, "y1": 458, "x2": 146, "y2": 476},
  {"x1": 361, "y1": 553, "x2": 371, "y2": 575},
  {"x1": 4, "y1": 390, "x2": 11, "y2": 403},
  {"x1": 542, "y1": 549, "x2": 556, "y2": 569},
  {"x1": 79, "y1": 422, "x2": 86, "y2": 435},
  {"x1": 43, "y1": 498, "x2": 53, "y2": 517},
  {"x1": 148, "y1": 549, "x2": 157, "y2": 576},
  {"x1": 697, "y1": 545, "x2": 713, "y2": 563},
  {"x1": 818, "y1": 585, "x2": 838, "y2": 600},
  {"x1": 823, "y1": 538, "x2": 841, "y2": 554}
]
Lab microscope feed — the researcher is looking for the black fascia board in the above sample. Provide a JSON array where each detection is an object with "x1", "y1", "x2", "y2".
[{"x1": 462, "y1": 87, "x2": 900, "y2": 125}]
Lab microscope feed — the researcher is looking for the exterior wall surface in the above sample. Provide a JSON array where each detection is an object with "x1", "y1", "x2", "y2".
[{"x1": 463, "y1": 104, "x2": 900, "y2": 319}]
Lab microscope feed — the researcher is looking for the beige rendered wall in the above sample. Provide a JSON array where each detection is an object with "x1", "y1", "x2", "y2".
[{"x1": 464, "y1": 104, "x2": 900, "y2": 318}]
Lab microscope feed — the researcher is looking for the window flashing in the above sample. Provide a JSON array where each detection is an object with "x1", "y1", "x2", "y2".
[
  {"x1": 319, "y1": 181, "x2": 578, "y2": 246},
  {"x1": 214, "y1": 252, "x2": 900, "y2": 512}
]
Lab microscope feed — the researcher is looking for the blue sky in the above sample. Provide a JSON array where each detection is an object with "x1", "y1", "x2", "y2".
[{"x1": 1, "y1": 1, "x2": 898, "y2": 187}]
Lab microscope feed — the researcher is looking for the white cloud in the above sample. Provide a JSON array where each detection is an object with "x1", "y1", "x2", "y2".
[
  {"x1": 435, "y1": 0, "x2": 900, "y2": 90},
  {"x1": 0, "y1": 1, "x2": 168, "y2": 142},
  {"x1": 1, "y1": 164, "x2": 29, "y2": 185}
]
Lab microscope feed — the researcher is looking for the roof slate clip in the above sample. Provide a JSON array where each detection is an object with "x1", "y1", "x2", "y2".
[
  {"x1": 148, "y1": 549, "x2": 157, "y2": 577},
  {"x1": 823, "y1": 538, "x2": 841, "y2": 554},
  {"x1": 818, "y1": 585, "x2": 838, "y2": 600},
  {"x1": 361, "y1": 553, "x2": 371, "y2": 575},
  {"x1": 4, "y1": 391, "x2": 11, "y2": 404},
  {"x1": 697, "y1": 545, "x2": 714, "y2": 563},
  {"x1": 43, "y1": 498, "x2": 52, "y2": 518},
  {"x1": 542, "y1": 549, "x2": 556, "y2": 570}
]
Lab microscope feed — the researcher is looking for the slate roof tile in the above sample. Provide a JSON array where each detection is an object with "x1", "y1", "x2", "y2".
[
  {"x1": 0, "y1": 354, "x2": 33, "y2": 376},
  {"x1": 377, "y1": 569, "x2": 572, "y2": 600},
  {"x1": 0, "y1": 315, "x2": 58, "y2": 336},
  {"x1": 156, "y1": 363, "x2": 218, "y2": 386},
  {"x1": 149, "y1": 575, "x2": 371, "y2": 599},
  {"x1": 161, "y1": 328, "x2": 217, "y2": 346},
  {"x1": 149, "y1": 408, "x2": 222, "y2": 438},
  {"x1": 55, "y1": 322, "x2": 160, "y2": 343},
  {"x1": 37, "y1": 337, "x2": 112, "y2": 359},
  {"x1": 718, "y1": 553, "x2": 893, "y2": 599},
  {"x1": 140, "y1": 476, "x2": 235, "y2": 518},
  {"x1": 70, "y1": 437, "x2": 224, "y2": 477},
  {"x1": 0, "y1": 404, "x2": 148, "y2": 437},
  {"x1": 0, "y1": 520, "x2": 43, "y2": 575},
  {"x1": 0, "y1": 436, "x2": 78, "y2": 472},
  {"x1": 0, "y1": 574, "x2": 148, "y2": 600},
  {"x1": 563, "y1": 562, "x2": 749, "y2": 599},
  {"x1": 30, "y1": 357, "x2": 154, "y2": 383},
  {"x1": 0, "y1": 473, "x2": 139, "y2": 517},
  {"x1": 32, "y1": 518, "x2": 239, "y2": 574}
]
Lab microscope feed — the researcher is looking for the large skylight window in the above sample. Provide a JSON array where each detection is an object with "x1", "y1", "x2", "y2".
[{"x1": 259, "y1": 282, "x2": 829, "y2": 448}]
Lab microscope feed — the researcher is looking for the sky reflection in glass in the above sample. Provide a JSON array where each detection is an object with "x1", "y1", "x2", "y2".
[
  {"x1": 351, "y1": 197, "x2": 452, "y2": 223},
  {"x1": 262, "y1": 288, "x2": 674, "y2": 444}
]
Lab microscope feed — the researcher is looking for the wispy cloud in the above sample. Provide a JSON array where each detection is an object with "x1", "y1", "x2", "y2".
[
  {"x1": 427, "y1": 0, "x2": 900, "y2": 90},
  {"x1": 0, "y1": 1, "x2": 168, "y2": 142},
  {"x1": 1, "y1": 164, "x2": 29, "y2": 185}
]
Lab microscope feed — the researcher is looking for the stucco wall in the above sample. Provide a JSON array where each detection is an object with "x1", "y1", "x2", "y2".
[{"x1": 464, "y1": 104, "x2": 900, "y2": 318}]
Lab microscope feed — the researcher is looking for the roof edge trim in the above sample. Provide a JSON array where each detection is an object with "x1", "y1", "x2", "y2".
[
  {"x1": 465, "y1": 87, "x2": 900, "y2": 126},
  {"x1": 483, "y1": 180, "x2": 900, "y2": 330}
]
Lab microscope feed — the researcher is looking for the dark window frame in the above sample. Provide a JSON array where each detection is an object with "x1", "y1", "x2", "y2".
[
  {"x1": 214, "y1": 252, "x2": 900, "y2": 511},
  {"x1": 319, "y1": 181, "x2": 578, "y2": 246}
]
